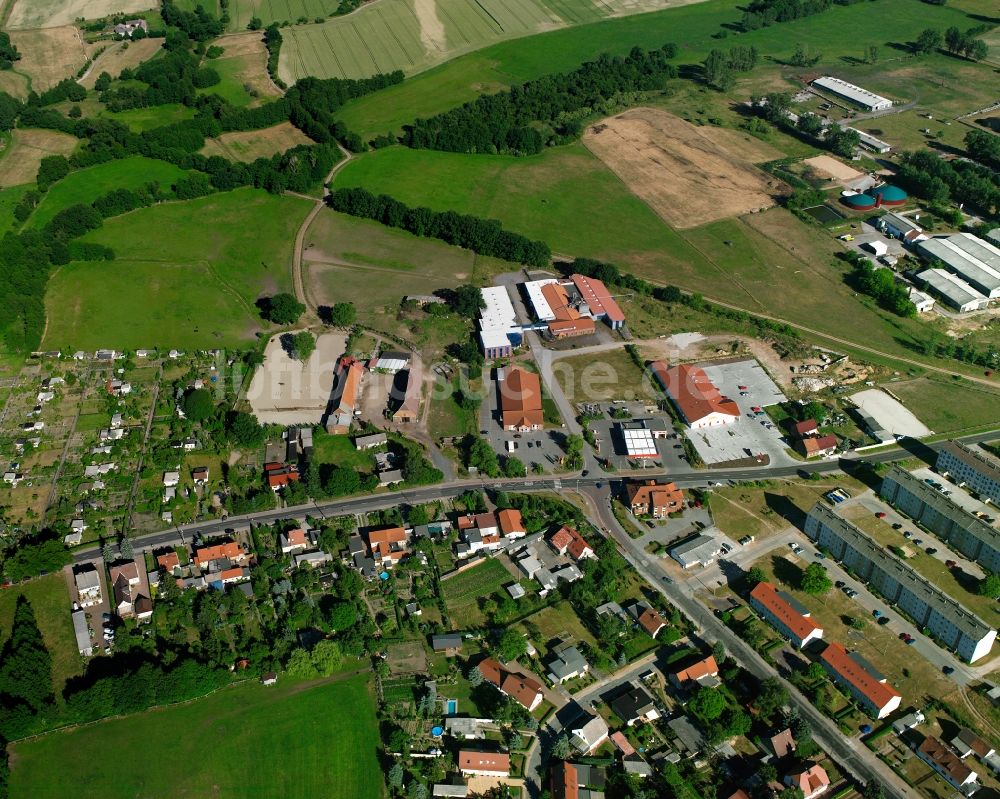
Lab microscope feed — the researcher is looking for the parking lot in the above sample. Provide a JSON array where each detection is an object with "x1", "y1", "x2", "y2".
[
  {"x1": 683, "y1": 359, "x2": 793, "y2": 467},
  {"x1": 578, "y1": 401, "x2": 690, "y2": 471}
]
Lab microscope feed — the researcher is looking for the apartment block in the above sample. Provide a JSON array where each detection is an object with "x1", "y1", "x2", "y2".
[{"x1": 936, "y1": 440, "x2": 1000, "y2": 506}]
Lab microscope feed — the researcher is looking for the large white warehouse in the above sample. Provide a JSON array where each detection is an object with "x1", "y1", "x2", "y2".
[{"x1": 812, "y1": 76, "x2": 892, "y2": 112}]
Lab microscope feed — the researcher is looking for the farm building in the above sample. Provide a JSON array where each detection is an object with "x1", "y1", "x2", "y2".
[
  {"x1": 327, "y1": 357, "x2": 364, "y2": 434},
  {"x1": 878, "y1": 212, "x2": 926, "y2": 244},
  {"x1": 916, "y1": 233, "x2": 1000, "y2": 299},
  {"x1": 650, "y1": 362, "x2": 740, "y2": 429},
  {"x1": 478, "y1": 286, "x2": 520, "y2": 358},
  {"x1": 498, "y1": 367, "x2": 543, "y2": 431},
  {"x1": 392, "y1": 369, "x2": 421, "y2": 423},
  {"x1": 907, "y1": 288, "x2": 935, "y2": 313},
  {"x1": 842, "y1": 192, "x2": 877, "y2": 211},
  {"x1": 812, "y1": 77, "x2": 892, "y2": 112},
  {"x1": 850, "y1": 128, "x2": 891, "y2": 154},
  {"x1": 916, "y1": 269, "x2": 989, "y2": 313}
]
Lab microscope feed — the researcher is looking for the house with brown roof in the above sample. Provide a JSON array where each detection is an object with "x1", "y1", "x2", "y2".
[
  {"x1": 820, "y1": 643, "x2": 901, "y2": 719},
  {"x1": 499, "y1": 367, "x2": 543, "y2": 431},
  {"x1": 625, "y1": 479, "x2": 684, "y2": 518},
  {"x1": 770, "y1": 728, "x2": 797, "y2": 758},
  {"x1": 750, "y1": 582, "x2": 824, "y2": 649},
  {"x1": 366, "y1": 526, "x2": 409, "y2": 567},
  {"x1": 791, "y1": 419, "x2": 818, "y2": 438},
  {"x1": 651, "y1": 362, "x2": 741, "y2": 429},
  {"x1": 627, "y1": 602, "x2": 667, "y2": 638},
  {"x1": 194, "y1": 541, "x2": 248, "y2": 569},
  {"x1": 458, "y1": 751, "x2": 510, "y2": 778},
  {"x1": 795, "y1": 434, "x2": 839, "y2": 459},
  {"x1": 279, "y1": 528, "x2": 311, "y2": 554},
  {"x1": 784, "y1": 764, "x2": 830, "y2": 799},
  {"x1": 264, "y1": 461, "x2": 300, "y2": 491},
  {"x1": 917, "y1": 737, "x2": 978, "y2": 791},
  {"x1": 156, "y1": 550, "x2": 180, "y2": 574},
  {"x1": 551, "y1": 760, "x2": 607, "y2": 799},
  {"x1": 496, "y1": 508, "x2": 525, "y2": 539},
  {"x1": 670, "y1": 654, "x2": 720, "y2": 690},
  {"x1": 476, "y1": 657, "x2": 544, "y2": 711},
  {"x1": 327, "y1": 357, "x2": 364, "y2": 434},
  {"x1": 950, "y1": 728, "x2": 996, "y2": 761},
  {"x1": 548, "y1": 526, "x2": 594, "y2": 560}
]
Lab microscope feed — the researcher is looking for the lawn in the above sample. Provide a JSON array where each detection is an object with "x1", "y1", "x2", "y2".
[
  {"x1": 889, "y1": 377, "x2": 1000, "y2": 435},
  {"x1": 441, "y1": 558, "x2": 512, "y2": 628},
  {"x1": 97, "y1": 103, "x2": 196, "y2": 133},
  {"x1": 335, "y1": 0, "x2": 978, "y2": 138},
  {"x1": 554, "y1": 348, "x2": 650, "y2": 404},
  {"x1": 517, "y1": 600, "x2": 600, "y2": 657},
  {"x1": 333, "y1": 145, "x2": 946, "y2": 369},
  {"x1": 0, "y1": 573, "x2": 82, "y2": 697},
  {"x1": 7, "y1": 673, "x2": 382, "y2": 799},
  {"x1": 27, "y1": 156, "x2": 191, "y2": 229},
  {"x1": 311, "y1": 428, "x2": 376, "y2": 472},
  {"x1": 43, "y1": 188, "x2": 312, "y2": 349}
]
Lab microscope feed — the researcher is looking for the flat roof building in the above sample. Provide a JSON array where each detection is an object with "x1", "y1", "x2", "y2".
[
  {"x1": 523, "y1": 278, "x2": 560, "y2": 321},
  {"x1": 936, "y1": 439, "x2": 1000, "y2": 506},
  {"x1": 805, "y1": 503, "x2": 996, "y2": 663},
  {"x1": 812, "y1": 76, "x2": 892, "y2": 112},
  {"x1": 917, "y1": 234, "x2": 1000, "y2": 299},
  {"x1": 916, "y1": 268, "x2": 988, "y2": 313},
  {"x1": 750, "y1": 582, "x2": 824, "y2": 649},
  {"x1": 880, "y1": 465, "x2": 1000, "y2": 573},
  {"x1": 670, "y1": 534, "x2": 723, "y2": 569},
  {"x1": 478, "y1": 286, "x2": 520, "y2": 358},
  {"x1": 821, "y1": 642, "x2": 901, "y2": 719}
]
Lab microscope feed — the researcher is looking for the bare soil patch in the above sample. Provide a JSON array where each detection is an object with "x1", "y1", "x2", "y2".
[
  {"x1": 200, "y1": 122, "x2": 311, "y2": 162},
  {"x1": 699, "y1": 125, "x2": 785, "y2": 163},
  {"x1": 213, "y1": 32, "x2": 281, "y2": 100},
  {"x1": 214, "y1": 31, "x2": 267, "y2": 58},
  {"x1": 802, "y1": 154, "x2": 863, "y2": 183},
  {"x1": 0, "y1": 129, "x2": 77, "y2": 187},
  {"x1": 583, "y1": 107, "x2": 784, "y2": 230},
  {"x1": 80, "y1": 38, "x2": 163, "y2": 88},
  {"x1": 10, "y1": 26, "x2": 88, "y2": 90}
]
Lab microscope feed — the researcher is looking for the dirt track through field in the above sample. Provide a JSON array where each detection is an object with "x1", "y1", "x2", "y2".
[{"x1": 583, "y1": 107, "x2": 785, "y2": 229}]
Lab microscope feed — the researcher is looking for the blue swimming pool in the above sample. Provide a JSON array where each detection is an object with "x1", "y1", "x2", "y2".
[{"x1": 446, "y1": 699, "x2": 458, "y2": 715}]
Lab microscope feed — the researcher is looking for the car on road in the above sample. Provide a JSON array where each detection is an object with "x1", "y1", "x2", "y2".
[
  {"x1": 877, "y1": 616, "x2": 890, "y2": 625},
  {"x1": 739, "y1": 535, "x2": 754, "y2": 545},
  {"x1": 835, "y1": 580, "x2": 845, "y2": 588},
  {"x1": 943, "y1": 666, "x2": 955, "y2": 675},
  {"x1": 872, "y1": 609, "x2": 882, "y2": 618},
  {"x1": 892, "y1": 523, "x2": 903, "y2": 530},
  {"x1": 595, "y1": 482, "x2": 603, "y2": 489},
  {"x1": 926, "y1": 547, "x2": 938, "y2": 555},
  {"x1": 945, "y1": 560, "x2": 957, "y2": 569},
  {"x1": 875, "y1": 512, "x2": 887, "y2": 519},
  {"x1": 845, "y1": 588, "x2": 858, "y2": 598}
]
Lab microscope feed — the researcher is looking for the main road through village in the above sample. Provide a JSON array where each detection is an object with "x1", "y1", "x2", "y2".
[{"x1": 70, "y1": 431, "x2": 998, "y2": 799}]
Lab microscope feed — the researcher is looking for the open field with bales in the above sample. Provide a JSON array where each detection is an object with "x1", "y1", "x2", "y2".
[
  {"x1": 8, "y1": 26, "x2": 89, "y2": 90},
  {"x1": 583, "y1": 108, "x2": 784, "y2": 229},
  {"x1": 43, "y1": 188, "x2": 311, "y2": 349},
  {"x1": 278, "y1": 0, "x2": 674, "y2": 83},
  {"x1": 5, "y1": 0, "x2": 155, "y2": 29},
  {"x1": 7, "y1": 674, "x2": 381, "y2": 799},
  {"x1": 0, "y1": 573, "x2": 82, "y2": 697},
  {"x1": 0, "y1": 129, "x2": 77, "y2": 188},
  {"x1": 200, "y1": 122, "x2": 312, "y2": 162},
  {"x1": 334, "y1": 0, "x2": 980, "y2": 139},
  {"x1": 26, "y1": 156, "x2": 191, "y2": 229}
]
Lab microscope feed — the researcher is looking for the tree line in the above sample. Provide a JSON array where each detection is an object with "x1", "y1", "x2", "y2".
[
  {"x1": 0, "y1": 31, "x2": 20, "y2": 70},
  {"x1": 398, "y1": 44, "x2": 678, "y2": 155},
  {"x1": 99, "y1": 47, "x2": 220, "y2": 111},
  {"x1": 328, "y1": 186, "x2": 552, "y2": 267},
  {"x1": 896, "y1": 149, "x2": 999, "y2": 218},
  {"x1": 740, "y1": 0, "x2": 868, "y2": 31}
]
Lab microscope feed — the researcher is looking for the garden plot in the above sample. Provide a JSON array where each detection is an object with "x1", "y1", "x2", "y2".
[{"x1": 583, "y1": 107, "x2": 784, "y2": 229}]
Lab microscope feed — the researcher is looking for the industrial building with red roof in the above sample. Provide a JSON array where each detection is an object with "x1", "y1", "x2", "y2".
[
  {"x1": 500, "y1": 367, "x2": 544, "y2": 431},
  {"x1": 650, "y1": 362, "x2": 741, "y2": 429},
  {"x1": 750, "y1": 582, "x2": 824, "y2": 649},
  {"x1": 820, "y1": 643, "x2": 901, "y2": 719}
]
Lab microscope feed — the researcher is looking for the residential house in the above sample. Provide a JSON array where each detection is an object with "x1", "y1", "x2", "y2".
[
  {"x1": 366, "y1": 526, "x2": 410, "y2": 567},
  {"x1": 497, "y1": 508, "x2": 526, "y2": 539},
  {"x1": 75, "y1": 566, "x2": 103, "y2": 607},
  {"x1": 114, "y1": 18, "x2": 149, "y2": 37},
  {"x1": 327, "y1": 357, "x2": 363, "y2": 434},
  {"x1": 611, "y1": 731, "x2": 635, "y2": 756},
  {"x1": 294, "y1": 551, "x2": 332, "y2": 569},
  {"x1": 458, "y1": 751, "x2": 510, "y2": 778},
  {"x1": 770, "y1": 728, "x2": 797, "y2": 758},
  {"x1": 280, "y1": 528, "x2": 311, "y2": 554},
  {"x1": 623, "y1": 758, "x2": 653, "y2": 779},
  {"x1": 570, "y1": 713, "x2": 609, "y2": 754},
  {"x1": 795, "y1": 434, "x2": 839, "y2": 459},
  {"x1": 499, "y1": 367, "x2": 544, "y2": 432},
  {"x1": 163, "y1": 471, "x2": 180, "y2": 487},
  {"x1": 625, "y1": 479, "x2": 684, "y2": 518},
  {"x1": 750, "y1": 582, "x2": 824, "y2": 649},
  {"x1": 194, "y1": 541, "x2": 248, "y2": 569},
  {"x1": 917, "y1": 737, "x2": 978, "y2": 792},
  {"x1": 134, "y1": 595, "x2": 153, "y2": 622},
  {"x1": 820, "y1": 643, "x2": 901, "y2": 719},
  {"x1": 950, "y1": 728, "x2": 995, "y2": 761},
  {"x1": 551, "y1": 761, "x2": 608, "y2": 799},
  {"x1": 548, "y1": 526, "x2": 595, "y2": 560},
  {"x1": 192, "y1": 466, "x2": 209, "y2": 485},
  {"x1": 627, "y1": 602, "x2": 668, "y2": 638},
  {"x1": 547, "y1": 644, "x2": 589, "y2": 684},
  {"x1": 444, "y1": 717, "x2": 490, "y2": 740},
  {"x1": 432, "y1": 786, "x2": 469, "y2": 798},
  {"x1": 791, "y1": 419, "x2": 818, "y2": 438},
  {"x1": 608, "y1": 682, "x2": 660, "y2": 726},
  {"x1": 156, "y1": 550, "x2": 181, "y2": 573},
  {"x1": 784, "y1": 764, "x2": 830, "y2": 799},
  {"x1": 477, "y1": 657, "x2": 544, "y2": 711},
  {"x1": 670, "y1": 654, "x2": 720, "y2": 690},
  {"x1": 432, "y1": 633, "x2": 463, "y2": 655},
  {"x1": 378, "y1": 469, "x2": 404, "y2": 487},
  {"x1": 264, "y1": 461, "x2": 300, "y2": 491}
]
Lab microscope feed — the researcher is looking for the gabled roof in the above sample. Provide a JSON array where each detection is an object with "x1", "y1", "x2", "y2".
[
  {"x1": 672, "y1": 654, "x2": 719, "y2": 685},
  {"x1": 195, "y1": 542, "x2": 245, "y2": 563},
  {"x1": 458, "y1": 750, "x2": 510, "y2": 773},
  {"x1": 821, "y1": 643, "x2": 900, "y2": 710},
  {"x1": 156, "y1": 551, "x2": 180, "y2": 571},
  {"x1": 650, "y1": 362, "x2": 740, "y2": 423},
  {"x1": 918, "y1": 736, "x2": 975, "y2": 783},
  {"x1": 367, "y1": 526, "x2": 408, "y2": 557},
  {"x1": 637, "y1": 606, "x2": 666, "y2": 637},
  {"x1": 477, "y1": 657, "x2": 503, "y2": 688},
  {"x1": 786, "y1": 764, "x2": 830, "y2": 796},
  {"x1": 501, "y1": 672, "x2": 543, "y2": 710},
  {"x1": 497, "y1": 508, "x2": 524, "y2": 535},
  {"x1": 791, "y1": 419, "x2": 818, "y2": 437},
  {"x1": 770, "y1": 728, "x2": 796, "y2": 757},
  {"x1": 625, "y1": 479, "x2": 684, "y2": 510},
  {"x1": 500, "y1": 367, "x2": 543, "y2": 429},
  {"x1": 750, "y1": 582, "x2": 822, "y2": 642}
]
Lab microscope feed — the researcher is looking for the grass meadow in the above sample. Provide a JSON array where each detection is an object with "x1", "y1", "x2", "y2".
[
  {"x1": 442, "y1": 558, "x2": 511, "y2": 627},
  {"x1": 332, "y1": 144, "x2": 949, "y2": 367},
  {"x1": 7, "y1": 674, "x2": 382, "y2": 799},
  {"x1": 42, "y1": 188, "x2": 311, "y2": 350},
  {"x1": 335, "y1": 0, "x2": 982, "y2": 138},
  {"x1": 27, "y1": 156, "x2": 191, "y2": 229},
  {"x1": 0, "y1": 573, "x2": 82, "y2": 698}
]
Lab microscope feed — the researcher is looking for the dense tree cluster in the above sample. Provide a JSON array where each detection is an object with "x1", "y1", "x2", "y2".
[
  {"x1": 844, "y1": 252, "x2": 916, "y2": 317},
  {"x1": 966, "y1": 129, "x2": 1000, "y2": 171},
  {"x1": 100, "y1": 49, "x2": 220, "y2": 111},
  {"x1": 328, "y1": 186, "x2": 551, "y2": 267},
  {"x1": 400, "y1": 44, "x2": 678, "y2": 155},
  {"x1": 0, "y1": 31, "x2": 20, "y2": 70},
  {"x1": 702, "y1": 45, "x2": 758, "y2": 90},
  {"x1": 264, "y1": 24, "x2": 284, "y2": 89},
  {"x1": 160, "y1": 0, "x2": 225, "y2": 40},
  {"x1": 0, "y1": 598, "x2": 53, "y2": 741},
  {"x1": 0, "y1": 537, "x2": 71, "y2": 582},
  {"x1": 32, "y1": 78, "x2": 87, "y2": 108},
  {"x1": 284, "y1": 72, "x2": 404, "y2": 148},
  {"x1": 740, "y1": 0, "x2": 864, "y2": 30},
  {"x1": 944, "y1": 25, "x2": 990, "y2": 61},
  {"x1": 896, "y1": 149, "x2": 999, "y2": 217}
]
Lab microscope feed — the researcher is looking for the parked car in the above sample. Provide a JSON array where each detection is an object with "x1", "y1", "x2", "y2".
[
  {"x1": 835, "y1": 580, "x2": 846, "y2": 588},
  {"x1": 943, "y1": 666, "x2": 955, "y2": 675},
  {"x1": 892, "y1": 523, "x2": 903, "y2": 530},
  {"x1": 877, "y1": 616, "x2": 890, "y2": 625},
  {"x1": 845, "y1": 588, "x2": 859, "y2": 598},
  {"x1": 926, "y1": 547, "x2": 938, "y2": 555},
  {"x1": 875, "y1": 512, "x2": 886, "y2": 519},
  {"x1": 872, "y1": 609, "x2": 882, "y2": 618},
  {"x1": 945, "y1": 560, "x2": 957, "y2": 569}
]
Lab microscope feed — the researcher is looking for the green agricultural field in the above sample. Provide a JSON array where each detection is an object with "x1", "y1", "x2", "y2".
[
  {"x1": 278, "y1": 0, "x2": 669, "y2": 83},
  {"x1": 0, "y1": 184, "x2": 33, "y2": 235},
  {"x1": 8, "y1": 674, "x2": 382, "y2": 799},
  {"x1": 0, "y1": 573, "x2": 82, "y2": 697},
  {"x1": 889, "y1": 377, "x2": 1000, "y2": 434},
  {"x1": 335, "y1": 0, "x2": 979, "y2": 138},
  {"x1": 332, "y1": 145, "x2": 946, "y2": 367},
  {"x1": 42, "y1": 188, "x2": 311, "y2": 350},
  {"x1": 27, "y1": 157, "x2": 191, "y2": 229},
  {"x1": 99, "y1": 103, "x2": 197, "y2": 133},
  {"x1": 555, "y1": 348, "x2": 651, "y2": 403},
  {"x1": 225, "y1": 0, "x2": 339, "y2": 32},
  {"x1": 442, "y1": 558, "x2": 511, "y2": 627}
]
